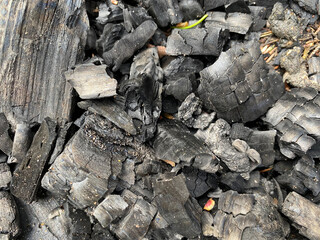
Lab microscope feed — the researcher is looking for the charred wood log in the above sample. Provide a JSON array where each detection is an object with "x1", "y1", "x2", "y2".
[{"x1": 0, "y1": 0, "x2": 89, "y2": 124}]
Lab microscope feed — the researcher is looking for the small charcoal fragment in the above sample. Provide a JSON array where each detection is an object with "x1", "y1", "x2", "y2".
[
  {"x1": 0, "y1": 163, "x2": 11, "y2": 190},
  {"x1": 0, "y1": 113, "x2": 13, "y2": 156},
  {"x1": 0, "y1": 191, "x2": 20, "y2": 238},
  {"x1": 10, "y1": 122, "x2": 32, "y2": 164}
]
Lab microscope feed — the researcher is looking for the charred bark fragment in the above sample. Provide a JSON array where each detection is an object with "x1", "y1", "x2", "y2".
[
  {"x1": 213, "y1": 190, "x2": 290, "y2": 240},
  {"x1": 166, "y1": 26, "x2": 229, "y2": 56},
  {"x1": 153, "y1": 119, "x2": 219, "y2": 173},
  {"x1": 0, "y1": 0, "x2": 89, "y2": 124},
  {"x1": 102, "y1": 20, "x2": 157, "y2": 71},
  {"x1": 198, "y1": 39, "x2": 284, "y2": 123},
  {"x1": 282, "y1": 191, "x2": 320, "y2": 240},
  {"x1": 263, "y1": 87, "x2": 320, "y2": 158},
  {"x1": 10, "y1": 118, "x2": 57, "y2": 203}
]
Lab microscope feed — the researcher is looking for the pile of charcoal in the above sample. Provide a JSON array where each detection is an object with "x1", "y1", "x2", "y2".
[{"x1": 1, "y1": 0, "x2": 320, "y2": 239}]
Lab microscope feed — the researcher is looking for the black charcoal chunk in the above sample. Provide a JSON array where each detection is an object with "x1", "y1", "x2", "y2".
[
  {"x1": 0, "y1": 163, "x2": 11, "y2": 190},
  {"x1": 64, "y1": 62, "x2": 117, "y2": 99},
  {"x1": 91, "y1": 223, "x2": 115, "y2": 240},
  {"x1": 195, "y1": 119, "x2": 261, "y2": 178},
  {"x1": 205, "y1": 12, "x2": 253, "y2": 34},
  {"x1": 231, "y1": 123, "x2": 277, "y2": 166},
  {"x1": 123, "y1": 6, "x2": 152, "y2": 32},
  {"x1": 96, "y1": 23, "x2": 126, "y2": 55},
  {"x1": 276, "y1": 157, "x2": 320, "y2": 196},
  {"x1": 220, "y1": 171, "x2": 261, "y2": 192},
  {"x1": 0, "y1": 113, "x2": 12, "y2": 156},
  {"x1": 182, "y1": 166, "x2": 218, "y2": 198},
  {"x1": 282, "y1": 191, "x2": 320, "y2": 240},
  {"x1": 213, "y1": 190, "x2": 289, "y2": 239},
  {"x1": 164, "y1": 74, "x2": 195, "y2": 102},
  {"x1": 248, "y1": 6, "x2": 267, "y2": 32},
  {"x1": 201, "y1": 211, "x2": 214, "y2": 237},
  {"x1": 166, "y1": 26, "x2": 229, "y2": 56},
  {"x1": 163, "y1": 56, "x2": 204, "y2": 78},
  {"x1": 198, "y1": 39, "x2": 284, "y2": 123},
  {"x1": 268, "y1": 3, "x2": 301, "y2": 41},
  {"x1": 179, "y1": 0, "x2": 204, "y2": 20},
  {"x1": 11, "y1": 118, "x2": 57, "y2": 203},
  {"x1": 10, "y1": 122, "x2": 32, "y2": 164},
  {"x1": 292, "y1": 0, "x2": 320, "y2": 14},
  {"x1": 112, "y1": 198, "x2": 157, "y2": 240},
  {"x1": 177, "y1": 93, "x2": 202, "y2": 127},
  {"x1": 0, "y1": 192, "x2": 20, "y2": 238},
  {"x1": 143, "y1": 0, "x2": 183, "y2": 27},
  {"x1": 103, "y1": 20, "x2": 157, "y2": 71},
  {"x1": 96, "y1": 2, "x2": 123, "y2": 24},
  {"x1": 308, "y1": 57, "x2": 320, "y2": 75},
  {"x1": 203, "y1": 0, "x2": 238, "y2": 11},
  {"x1": 290, "y1": 2, "x2": 319, "y2": 27},
  {"x1": 263, "y1": 88, "x2": 320, "y2": 158},
  {"x1": 93, "y1": 195, "x2": 129, "y2": 228},
  {"x1": 225, "y1": 0, "x2": 251, "y2": 14},
  {"x1": 153, "y1": 173, "x2": 202, "y2": 238},
  {"x1": 153, "y1": 119, "x2": 219, "y2": 173},
  {"x1": 78, "y1": 99, "x2": 137, "y2": 135}
]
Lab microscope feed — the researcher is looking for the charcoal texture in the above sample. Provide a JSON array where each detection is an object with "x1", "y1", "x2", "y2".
[
  {"x1": 154, "y1": 119, "x2": 219, "y2": 173},
  {"x1": 263, "y1": 87, "x2": 320, "y2": 158},
  {"x1": 0, "y1": 191, "x2": 20, "y2": 238},
  {"x1": 103, "y1": 20, "x2": 157, "y2": 71},
  {"x1": 198, "y1": 39, "x2": 284, "y2": 123}
]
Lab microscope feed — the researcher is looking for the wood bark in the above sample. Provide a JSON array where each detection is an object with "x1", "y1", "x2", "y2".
[{"x1": 0, "y1": 0, "x2": 89, "y2": 124}]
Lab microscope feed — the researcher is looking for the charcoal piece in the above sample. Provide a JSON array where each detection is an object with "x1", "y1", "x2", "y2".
[
  {"x1": 308, "y1": 57, "x2": 320, "y2": 75},
  {"x1": 292, "y1": 0, "x2": 320, "y2": 14},
  {"x1": 282, "y1": 191, "x2": 320, "y2": 240},
  {"x1": 280, "y1": 47, "x2": 320, "y2": 91},
  {"x1": 162, "y1": 95, "x2": 180, "y2": 114},
  {"x1": 48, "y1": 121, "x2": 73, "y2": 165},
  {"x1": 164, "y1": 74, "x2": 194, "y2": 102},
  {"x1": 10, "y1": 118, "x2": 57, "y2": 203},
  {"x1": 195, "y1": 119, "x2": 261, "y2": 177},
  {"x1": 0, "y1": 113, "x2": 12, "y2": 156},
  {"x1": 91, "y1": 223, "x2": 115, "y2": 240},
  {"x1": 96, "y1": 2, "x2": 123, "y2": 24},
  {"x1": 42, "y1": 114, "x2": 155, "y2": 209},
  {"x1": 118, "y1": 158, "x2": 135, "y2": 185},
  {"x1": 135, "y1": 159, "x2": 162, "y2": 179},
  {"x1": 0, "y1": 154, "x2": 7, "y2": 164},
  {"x1": 10, "y1": 122, "x2": 32, "y2": 164},
  {"x1": 193, "y1": 112, "x2": 216, "y2": 130},
  {"x1": 177, "y1": 93, "x2": 202, "y2": 127},
  {"x1": 166, "y1": 27, "x2": 229, "y2": 56},
  {"x1": 213, "y1": 190, "x2": 289, "y2": 240},
  {"x1": 129, "y1": 47, "x2": 163, "y2": 83},
  {"x1": 276, "y1": 157, "x2": 320, "y2": 196},
  {"x1": 78, "y1": 99, "x2": 137, "y2": 135},
  {"x1": 145, "y1": 211, "x2": 177, "y2": 240},
  {"x1": 263, "y1": 88, "x2": 320, "y2": 158},
  {"x1": 96, "y1": 23, "x2": 126, "y2": 55},
  {"x1": 0, "y1": 192, "x2": 19, "y2": 238},
  {"x1": 290, "y1": 2, "x2": 319, "y2": 27},
  {"x1": 112, "y1": 198, "x2": 157, "y2": 240},
  {"x1": 103, "y1": 20, "x2": 158, "y2": 71},
  {"x1": 143, "y1": 0, "x2": 183, "y2": 27},
  {"x1": 69, "y1": 206, "x2": 92, "y2": 240},
  {"x1": 268, "y1": 3, "x2": 301, "y2": 41},
  {"x1": 179, "y1": 0, "x2": 204, "y2": 20},
  {"x1": 205, "y1": 12, "x2": 253, "y2": 34},
  {"x1": 153, "y1": 119, "x2": 219, "y2": 173},
  {"x1": 198, "y1": 39, "x2": 284, "y2": 123},
  {"x1": 64, "y1": 63, "x2": 117, "y2": 99},
  {"x1": 163, "y1": 56, "x2": 204, "y2": 77},
  {"x1": 93, "y1": 195, "x2": 129, "y2": 228},
  {"x1": 121, "y1": 189, "x2": 139, "y2": 206},
  {"x1": 0, "y1": 164, "x2": 11, "y2": 190},
  {"x1": 248, "y1": 6, "x2": 267, "y2": 32},
  {"x1": 152, "y1": 29, "x2": 167, "y2": 46},
  {"x1": 119, "y1": 75, "x2": 162, "y2": 141},
  {"x1": 182, "y1": 166, "x2": 218, "y2": 198},
  {"x1": 203, "y1": 0, "x2": 238, "y2": 11},
  {"x1": 202, "y1": 211, "x2": 214, "y2": 237},
  {"x1": 123, "y1": 6, "x2": 152, "y2": 32},
  {"x1": 231, "y1": 123, "x2": 277, "y2": 166},
  {"x1": 225, "y1": 0, "x2": 251, "y2": 14},
  {"x1": 221, "y1": 171, "x2": 261, "y2": 192},
  {"x1": 153, "y1": 173, "x2": 202, "y2": 238}
]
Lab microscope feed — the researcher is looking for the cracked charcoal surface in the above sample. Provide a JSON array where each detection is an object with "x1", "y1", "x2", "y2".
[
  {"x1": 198, "y1": 39, "x2": 285, "y2": 123},
  {"x1": 263, "y1": 87, "x2": 320, "y2": 158},
  {"x1": 166, "y1": 26, "x2": 229, "y2": 56},
  {"x1": 153, "y1": 119, "x2": 219, "y2": 173},
  {"x1": 213, "y1": 190, "x2": 290, "y2": 240}
]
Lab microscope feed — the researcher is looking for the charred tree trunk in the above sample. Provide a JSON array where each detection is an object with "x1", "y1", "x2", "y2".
[{"x1": 0, "y1": 0, "x2": 89, "y2": 124}]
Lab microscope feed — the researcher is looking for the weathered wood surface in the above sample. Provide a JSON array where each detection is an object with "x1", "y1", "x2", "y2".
[{"x1": 0, "y1": 0, "x2": 89, "y2": 124}]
